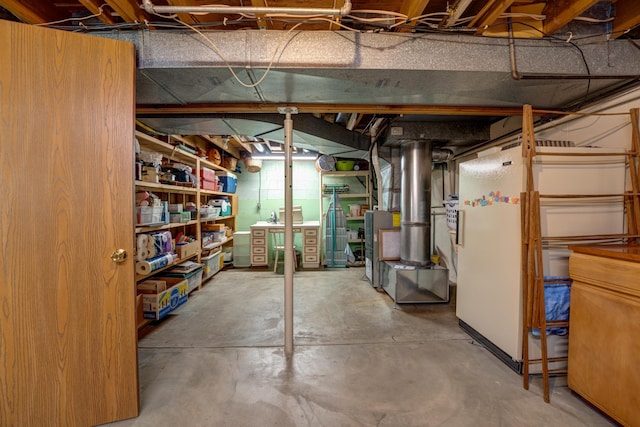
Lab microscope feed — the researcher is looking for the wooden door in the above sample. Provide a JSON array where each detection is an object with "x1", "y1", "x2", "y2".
[{"x1": 0, "y1": 21, "x2": 138, "y2": 426}]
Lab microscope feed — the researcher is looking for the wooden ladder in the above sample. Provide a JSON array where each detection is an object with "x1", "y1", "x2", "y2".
[{"x1": 520, "y1": 105, "x2": 640, "y2": 402}]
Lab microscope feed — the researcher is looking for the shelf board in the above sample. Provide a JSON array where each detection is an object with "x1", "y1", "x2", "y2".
[
  {"x1": 322, "y1": 193, "x2": 368, "y2": 199},
  {"x1": 135, "y1": 253, "x2": 198, "y2": 282},
  {"x1": 348, "y1": 239, "x2": 364, "y2": 243},
  {"x1": 135, "y1": 180, "x2": 197, "y2": 194},
  {"x1": 135, "y1": 220, "x2": 198, "y2": 233},
  {"x1": 321, "y1": 171, "x2": 370, "y2": 177},
  {"x1": 199, "y1": 156, "x2": 236, "y2": 174},
  {"x1": 136, "y1": 131, "x2": 199, "y2": 164},
  {"x1": 200, "y1": 214, "x2": 236, "y2": 223},
  {"x1": 137, "y1": 318, "x2": 152, "y2": 330},
  {"x1": 200, "y1": 189, "x2": 236, "y2": 197},
  {"x1": 203, "y1": 236, "x2": 234, "y2": 250}
]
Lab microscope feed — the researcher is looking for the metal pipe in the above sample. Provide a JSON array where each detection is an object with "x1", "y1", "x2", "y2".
[
  {"x1": 400, "y1": 140, "x2": 432, "y2": 267},
  {"x1": 283, "y1": 109, "x2": 294, "y2": 356},
  {"x1": 508, "y1": 19, "x2": 522, "y2": 81},
  {"x1": 142, "y1": 0, "x2": 352, "y2": 17}
]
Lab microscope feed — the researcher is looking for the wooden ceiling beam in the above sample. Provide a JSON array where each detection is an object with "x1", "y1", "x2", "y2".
[
  {"x1": 137, "y1": 103, "x2": 530, "y2": 117},
  {"x1": 104, "y1": 0, "x2": 151, "y2": 23},
  {"x1": 78, "y1": 0, "x2": 117, "y2": 24},
  {"x1": 0, "y1": 0, "x2": 61, "y2": 24},
  {"x1": 397, "y1": 0, "x2": 432, "y2": 32},
  {"x1": 612, "y1": 0, "x2": 640, "y2": 37},
  {"x1": 166, "y1": 0, "x2": 205, "y2": 25},
  {"x1": 470, "y1": 0, "x2": 517, "y2": 35},
  {"x1": 250, "y1": 0, "x2": 268, "y2": 30},
  {"x1": 542, "y1": 0, "x2": 599, "y2": 36}
]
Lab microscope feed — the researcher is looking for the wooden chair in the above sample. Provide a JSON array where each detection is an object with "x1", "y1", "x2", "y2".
[{"x1": 272, "y1": 230, "x2": 296, "y2": 273}]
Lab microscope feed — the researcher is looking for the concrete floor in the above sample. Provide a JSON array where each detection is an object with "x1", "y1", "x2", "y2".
[{"x1": 108, "y1": 268, "x2": 614, "y2": 427}]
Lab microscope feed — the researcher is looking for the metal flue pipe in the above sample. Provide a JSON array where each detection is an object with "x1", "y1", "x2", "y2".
[{"x1": 400, "y1": 140, "x2": 432, "y2": 267}]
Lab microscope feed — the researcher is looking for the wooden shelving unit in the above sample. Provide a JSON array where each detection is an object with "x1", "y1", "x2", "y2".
[
  {"x1": 320, "y1": 170, "x2": 371, "y2": 266},
  {"x1": 134, "y1": 130, "x2": 239, "y2": 330}
]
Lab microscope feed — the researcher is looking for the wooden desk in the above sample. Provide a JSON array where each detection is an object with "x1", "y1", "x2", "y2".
[
  {"x1": 568, "y1": 244, "x2": 640, "y2": 427},
  {"x1": 250, "y1": 221, "x2": 320, "y2": 269}
]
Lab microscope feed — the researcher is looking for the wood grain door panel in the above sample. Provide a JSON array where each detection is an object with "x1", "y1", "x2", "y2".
[{"x1": 0, "y1": 21, "x2": 138, "y2": 426}]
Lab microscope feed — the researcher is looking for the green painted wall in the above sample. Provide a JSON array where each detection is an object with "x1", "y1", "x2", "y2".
[{"x1": 235, "y1": 160, "x2": 320, "y2": 251}]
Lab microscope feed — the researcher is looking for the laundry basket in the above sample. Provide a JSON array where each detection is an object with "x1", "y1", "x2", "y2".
[{"x1": 444, "y1": 199, "x2": 459, "y2": 230}]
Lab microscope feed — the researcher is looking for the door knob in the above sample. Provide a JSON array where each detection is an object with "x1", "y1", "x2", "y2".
[{"x1": 111, "y1": 248, "x2": 127, "y2": 263}]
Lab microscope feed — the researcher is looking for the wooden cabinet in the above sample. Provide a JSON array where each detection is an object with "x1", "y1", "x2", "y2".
[
  {"x1": 320, "y1": 170, "x2": 371, "y2": 266},
  {"x1": 302, "y1": 227, "x2": 319, "y2": 268},
  {"x1": 568, "y1": 245, "x2": 640, "y2": 427},
  {"x1": 134, "y1": 131, "x2": 238, "y2": 328},
  {"x1": 250, "y1": 227, "x2": 268, "y2": 267},
  {"x1": 249, "y1": 223, "x2": 321, "y2": 269}
]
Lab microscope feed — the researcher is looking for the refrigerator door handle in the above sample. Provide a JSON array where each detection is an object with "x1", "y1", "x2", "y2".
[{"x1": 456, "y1": 210, "x2": 464, "y2": 247}]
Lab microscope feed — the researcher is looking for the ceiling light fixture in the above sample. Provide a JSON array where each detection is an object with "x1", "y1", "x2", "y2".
[
  {"x1": 251, "y1": 154, "x2": 317, "y2": 161},
  {"x1": 141, "y1": 0, "x2": 352, "y2": 17}
]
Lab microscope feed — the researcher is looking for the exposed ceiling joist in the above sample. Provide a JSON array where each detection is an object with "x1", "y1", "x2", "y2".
[
  {"x1": 470, "y1": 0, "x2": 516, "y2": 34},
  {"x1": 105, "y1": 0, "x2": 150, "y2": 23},
  {"x1": 469, "y1": 0, "x2": 514, "y2": 34},
  {"x1": 78, "y1": 0, "x2": 117, "y2": 25},
  {"x1": 542, "y1": 0, "x2": 600, "y2": 36},
  {"x1": 165, "y1": 0, "x2": 201, "y2": 25},
  {"x1": 136, "y1": 103, "x2": 528, "y2": 116},
  {"x1": 398, "y1": 0, "x2": 432, "y2": 31},
  {"x1": 250, "y1": 0, "x2": 268, "y2": 30},
  {"x1": 612, "y1": 0, "x2": 640, "y2": 36},
  {"x1": 0, "y1": 0, "x2": 58, "y2": 23},
  {"x1": 441, "y1": 0, "x2": 473, "y2": 28}
]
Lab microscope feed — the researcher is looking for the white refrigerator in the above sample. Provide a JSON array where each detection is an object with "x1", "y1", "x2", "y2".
[{"x1": 456, "y1": 145, "x2": 626, "y2": 372}]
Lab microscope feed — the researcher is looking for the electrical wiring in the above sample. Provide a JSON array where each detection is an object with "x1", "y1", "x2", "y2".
[
  {"x1": 35, "y1": 3, "x2": 109, "y2": 26},
  {"x1": 168, "y1": 16, "x2": 311, "y2": 88}
]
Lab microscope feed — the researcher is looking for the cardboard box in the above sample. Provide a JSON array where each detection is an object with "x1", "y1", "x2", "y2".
[
  {"x1": 137, "y1": 279, "x2": 167, "y2": 294},
  {"x1": 176, "y1": 240, "x2": 199, "y2": 259},
  {"x1": 142, "y1": 277, "x2": 188, "y2": 320},
  {"x1": 202, "y1": 223, "x2": 225, "y2": 231},
  {"x1": 160, "y1": 266, "x2": 204, "y2": 293}
]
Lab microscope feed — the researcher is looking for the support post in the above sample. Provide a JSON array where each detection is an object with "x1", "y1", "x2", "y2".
[{"x1": 279, "y1": 106, "x2": 297, "y2": 356}]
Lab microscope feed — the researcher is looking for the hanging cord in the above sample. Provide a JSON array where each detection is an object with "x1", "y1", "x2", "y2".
[{"x1": 172, "y1": 17, "x2": 305, "y2": 88}]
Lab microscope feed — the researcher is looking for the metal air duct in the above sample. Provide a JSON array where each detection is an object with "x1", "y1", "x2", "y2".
[{"x1": 400, "y1": 140, "x2": 431, "y2": 267}]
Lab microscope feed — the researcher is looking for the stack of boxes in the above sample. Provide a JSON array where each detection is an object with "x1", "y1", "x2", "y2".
[{"x1": 200, "y1": 166, "x2": 219, "y2": 191}]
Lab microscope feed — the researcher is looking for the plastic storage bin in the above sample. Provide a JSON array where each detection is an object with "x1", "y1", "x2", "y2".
[
  {"x1": 137, "y1": 206, "x2": 163, "y2": 225},
  {"x1": 212, "y1": 197, "x2": 231, "y2": 216},
  {"x1": 159, "y1": 266, "x2": 204, "y2": 293},
  {"x1": 201, "y1": 251, "x2": 222, "y2": 280},
  {"x1": 444, "y1": 200, "x2": 458, "y2": 230}
]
